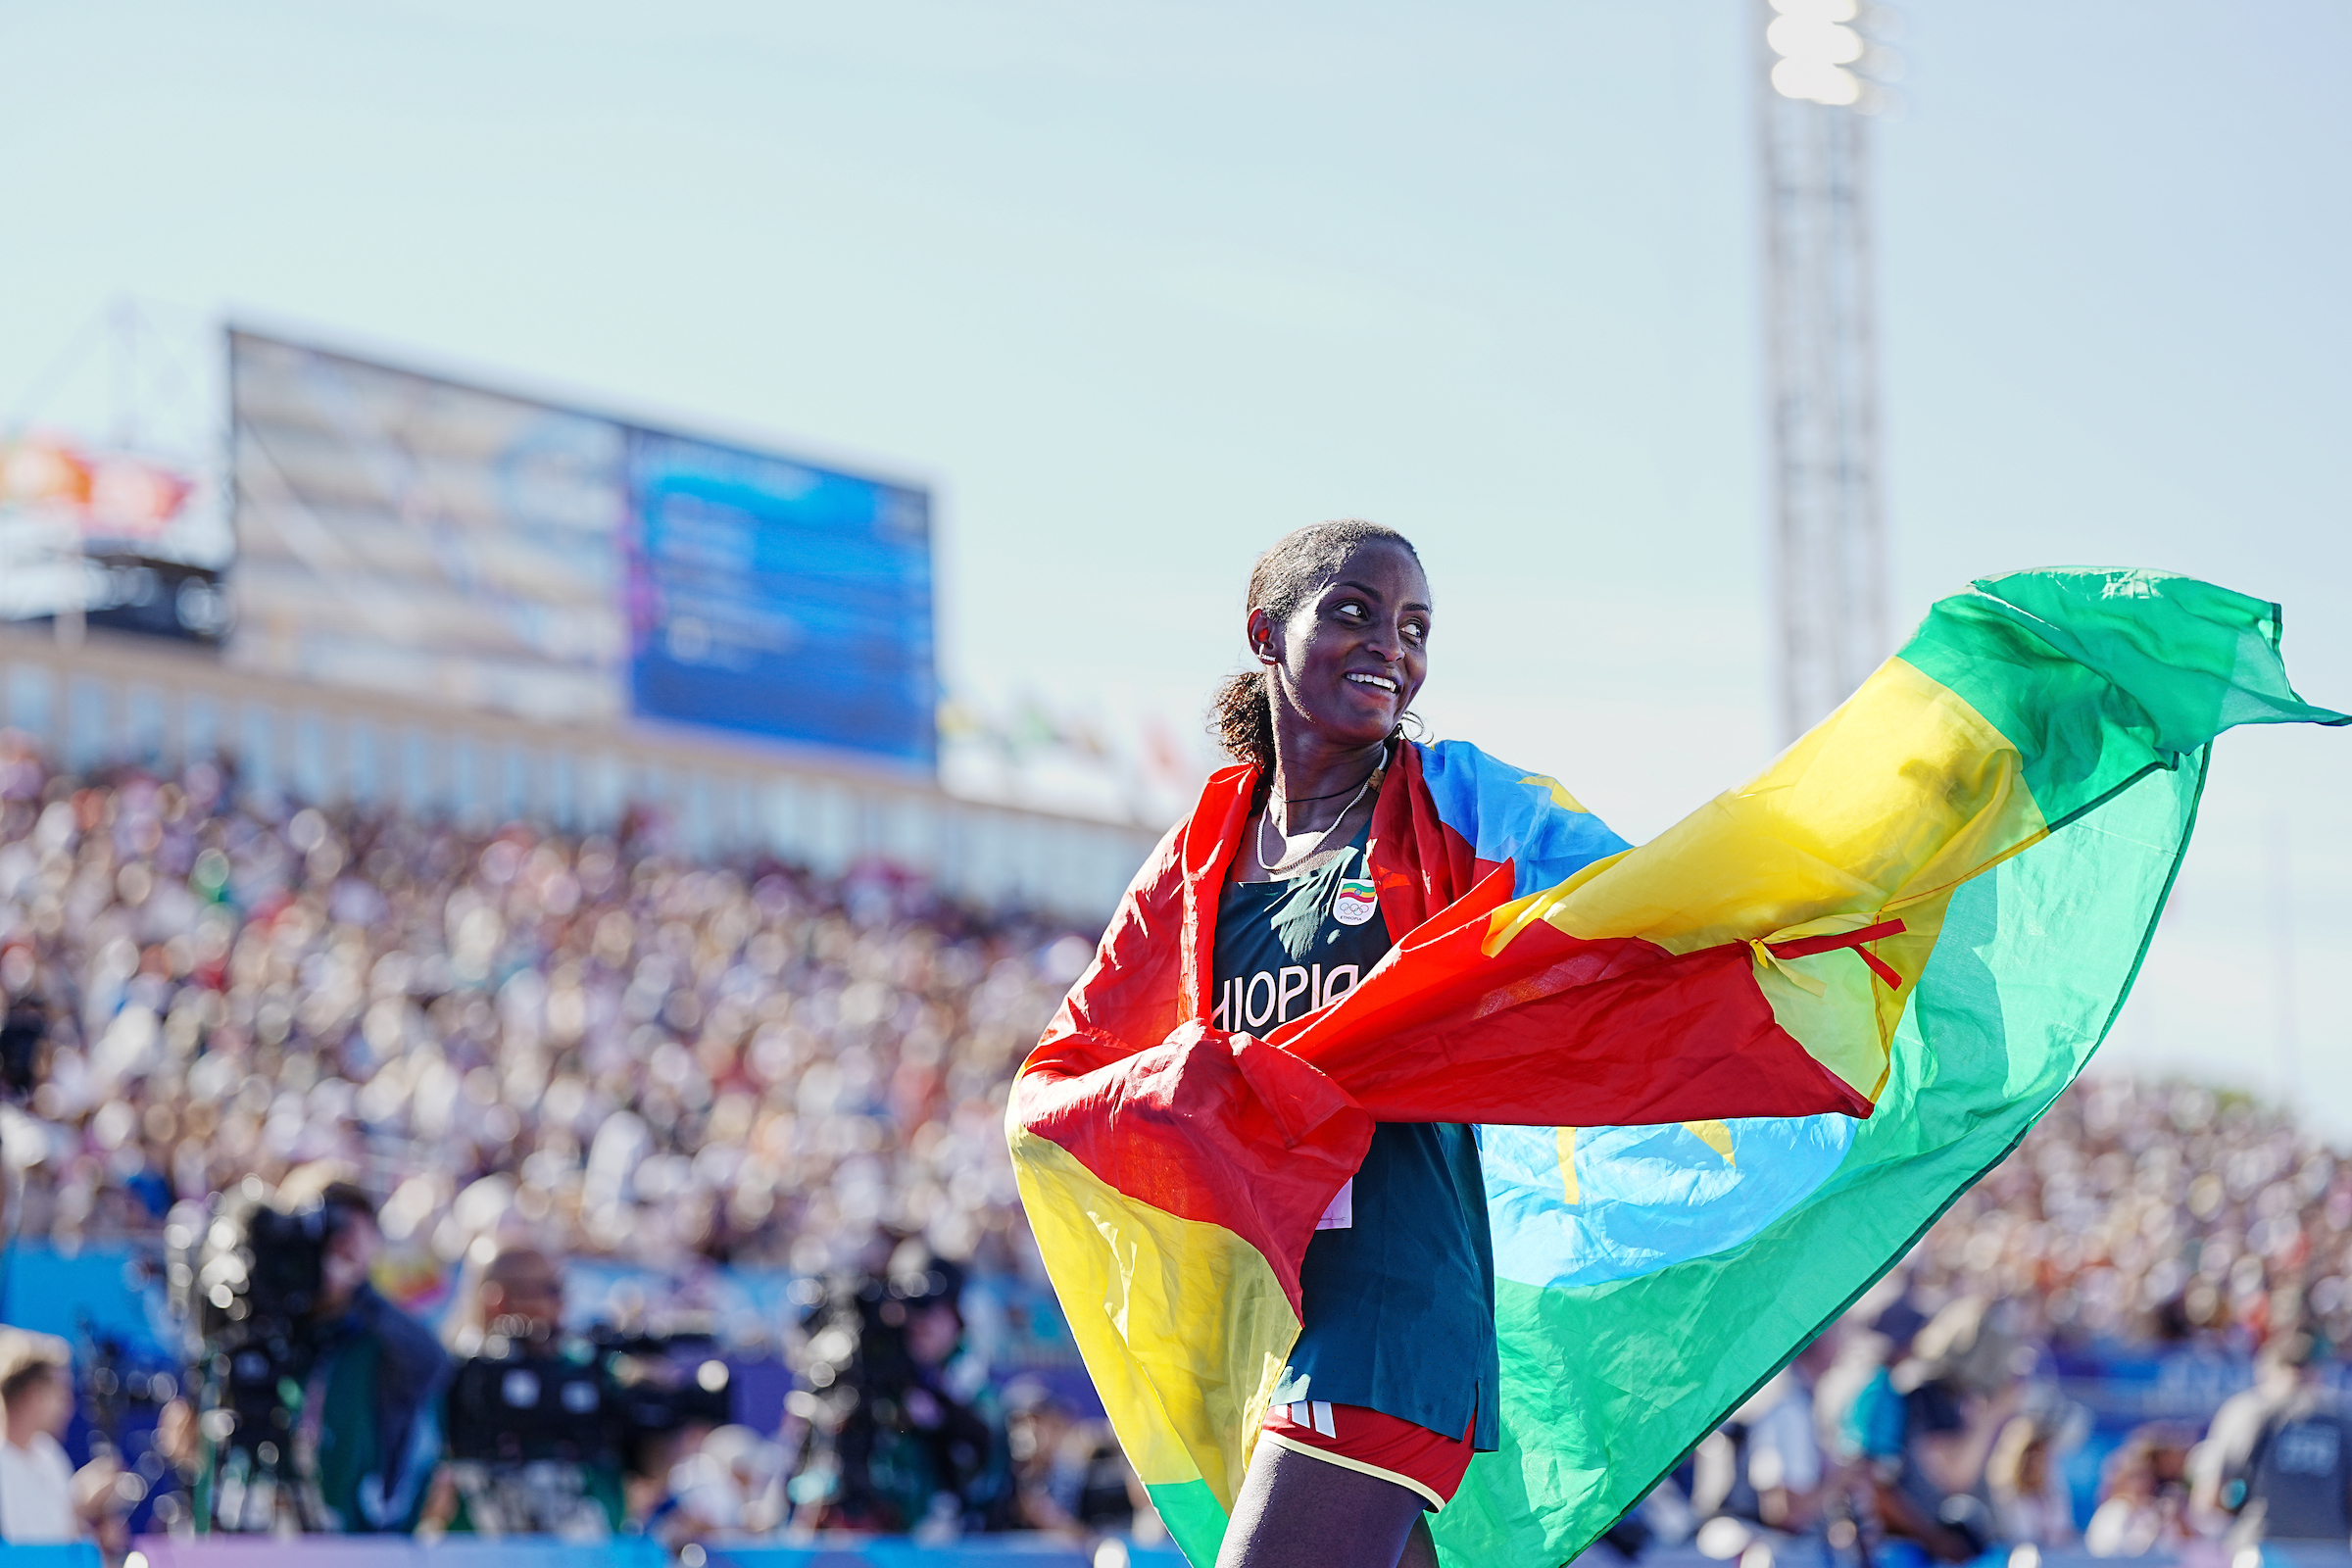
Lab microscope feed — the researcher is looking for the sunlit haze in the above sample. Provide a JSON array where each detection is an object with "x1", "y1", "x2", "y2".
[{"x1": 2, "y1": 0, "x2": 2345, "y2": 1126}]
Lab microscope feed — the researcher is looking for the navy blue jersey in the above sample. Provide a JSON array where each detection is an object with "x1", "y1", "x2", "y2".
[{"x1": 1212, "y1": 816, "x2": 1500, "y2": 1450}]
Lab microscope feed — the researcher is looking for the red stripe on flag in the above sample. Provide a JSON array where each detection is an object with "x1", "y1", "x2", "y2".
[
  {"x1": 1766, "y1": 918, "x2": 1907, "y2": 990},
  {"x1": 1013, "y1": 1025, "x2": 1371, "y2": 1317},
  {"x1": 1274, "y1": 889, "x2": 1878, "y2": 1125}
]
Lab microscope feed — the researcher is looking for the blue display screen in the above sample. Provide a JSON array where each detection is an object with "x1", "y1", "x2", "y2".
[{"x1": 624, "y1": 430, "x2": 934, "y2": 766}]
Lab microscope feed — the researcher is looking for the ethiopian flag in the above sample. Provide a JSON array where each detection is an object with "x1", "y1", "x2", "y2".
[{"x1": 1006, "y1": 568, "x2": 2344, "y2": 1568}]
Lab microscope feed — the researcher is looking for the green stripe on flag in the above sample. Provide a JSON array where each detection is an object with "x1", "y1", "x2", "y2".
[
  {"x1": 1147, "y1": 1477, "x2": 1228, "y2": 1568},
  {"x1": 1435, "y1": 746, "x2": 2213, "y2": 1567},
  {"x1": 1897, "y1": 568, "x2": 2345, "y2": 826}
]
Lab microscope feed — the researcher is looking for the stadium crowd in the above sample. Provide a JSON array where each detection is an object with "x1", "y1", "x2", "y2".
[
  {"x1": 1909, "y1": 1076, "x2": 2352, "y2": 1357},
  {"x1": 3, "y1": 735, "x2": 2352, "y2": 1554},
  {"x1": 0, "y1": 736, "x2": 1086, "y2": 1286}
]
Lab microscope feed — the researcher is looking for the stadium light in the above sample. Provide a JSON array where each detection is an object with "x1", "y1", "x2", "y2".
[{"x1": 1768, "y1": 0, "x2": 1866, "y2": 107}]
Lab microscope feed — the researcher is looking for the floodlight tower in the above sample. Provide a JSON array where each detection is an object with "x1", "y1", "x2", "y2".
[{"x1": 1757, "y1": 0, "x2": 1895, "y2": 743}]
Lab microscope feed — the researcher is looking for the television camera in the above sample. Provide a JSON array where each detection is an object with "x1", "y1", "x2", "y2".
[
  {"x1": 440, "y1": 1329, "x2": 732, "y2": 1537},
  {"x1": 166, "y1": 1184, "x2": 346, "y2": 1532}
]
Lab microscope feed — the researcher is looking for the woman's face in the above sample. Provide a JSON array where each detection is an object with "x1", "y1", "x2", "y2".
[{"x1": 1250, "y1": 540, "x2": 1431, "y2": 751}]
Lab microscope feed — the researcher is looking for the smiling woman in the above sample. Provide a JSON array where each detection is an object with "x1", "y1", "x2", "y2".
[
  {"x1": 1202, "y1": 523, "x2": 1493, "y2": 1568},
  {"x1": 1019, "y1": 520, "x2": 1645, "y2": 1568}
]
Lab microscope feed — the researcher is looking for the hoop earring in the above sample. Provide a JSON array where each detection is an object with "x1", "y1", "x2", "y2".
[{"x1": 1391, "y1": 710, "x2": 1427, "y2": 743}]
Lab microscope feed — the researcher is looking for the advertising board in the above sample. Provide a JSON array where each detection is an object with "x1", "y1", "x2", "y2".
[
  {"x1": 0, "y1": 434, "x2": 230, "y2": 642},
  {"x1": 224, "y1": 329, "x2": 936, "y2": 764},
  {"x1": 227, "y1": 331, "x2": 629, "y2": 723}
]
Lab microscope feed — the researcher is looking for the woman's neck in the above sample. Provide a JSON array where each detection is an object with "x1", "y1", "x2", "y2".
[{"x1": 1266, "y1": 735, "x2": 1387, "y2": 835}]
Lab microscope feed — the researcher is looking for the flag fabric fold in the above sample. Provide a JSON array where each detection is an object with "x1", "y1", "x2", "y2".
[{"x1": 1006, "y1": 567, "x2": 2345, "y2": 1568}]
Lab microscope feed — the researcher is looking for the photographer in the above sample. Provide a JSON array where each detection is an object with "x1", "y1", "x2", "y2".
[
  {"x1": 425, "y1": 1243, "x2": 625, "y2": 1539},
  {"x1": 2204, "y1": 1331, "x2": 2352, "y2": 1545},
  {"x1": 1835, "y1": 1298, "x2": 2013, "y2": 1565}
]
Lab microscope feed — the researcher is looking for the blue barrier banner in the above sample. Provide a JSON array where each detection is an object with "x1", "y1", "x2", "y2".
[
  {"x1": 0, "y1": 1245, "x2": 170, "y2": 1353},
  {"x1": 710, "y1": 1542, "x2": 1185, "y2": 1568},
  {"x1": 126, "y1": 1538, "x2": 1180, "y2": 1568},
  {"x1": 131, "y1": 1540, "x2": 666, "y2": 1568},
  {"x1": 99, "y1": 1537, "x2": 2352, "y2": 1568},
  {"x1": 0, "y1": 1546, "x2": 104, "y2": 1568}
]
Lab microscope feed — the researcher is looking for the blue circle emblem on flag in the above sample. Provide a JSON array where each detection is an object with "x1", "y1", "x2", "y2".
[{"x1": 1480, "y1": 1115, "x2": 1856, "y2": 1291}]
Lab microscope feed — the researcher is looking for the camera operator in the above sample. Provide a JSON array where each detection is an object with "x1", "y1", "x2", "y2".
[
  {"x1": 169, "y1": 1170, "x2": 449, "y2": 1533},
  {"x1": 787, "y1": 1250, "x2": 1000, "y2": 1537},
  {"x1": 289, "y1": 1174, "x2": 450, "y2": 1533},
  {"x1": 423, "y1": 1243, "x2": 626, "y2": 1540}
]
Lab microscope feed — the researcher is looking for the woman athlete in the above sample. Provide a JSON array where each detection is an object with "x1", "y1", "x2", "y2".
[{"x1": 1204, "y1": 520, "x2": 1477, "y2": 1568}]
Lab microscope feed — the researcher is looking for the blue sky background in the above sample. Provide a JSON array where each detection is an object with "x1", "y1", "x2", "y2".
[{"x1": 2, "y1": 0, "x2": 2345, "y2": 1125}]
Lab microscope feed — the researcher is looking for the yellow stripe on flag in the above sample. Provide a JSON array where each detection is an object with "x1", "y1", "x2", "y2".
[
  {"x1": 1008, "y1": 1129, "x2": 1301, "y2": 1509},
  {"x1": 1476, "y1": 657, "x2": 2051, "y2": 1102},
  {"x1": 1492, "y1": 657, "x2": 2048, "y2": 956}
]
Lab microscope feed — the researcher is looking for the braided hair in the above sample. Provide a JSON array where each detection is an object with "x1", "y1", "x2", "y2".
[{"x1": 1208, "y1": 519, "x2": 1424, "y2": 782}]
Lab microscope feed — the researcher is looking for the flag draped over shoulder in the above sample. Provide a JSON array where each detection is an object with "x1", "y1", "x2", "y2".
[{"x1": 1006, "y1": 568, "x2": 2346, "y2": 1568}]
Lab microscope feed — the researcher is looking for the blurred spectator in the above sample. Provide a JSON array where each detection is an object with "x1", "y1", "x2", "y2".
[
  {"x1": 1813, "y1": 1307, "x2": 1894, "y2": 1463},
  {"x1": 1985, "y1": 1413, "x2": 2077, "y2": 1547},
  {"x1": 627, "y1": 1365, "x2": 732, "y2": 1545},
  {"x1": 1692, "y1": 1363, "x2": 1825, "y2": 1535},
  {"x1": 2214, "y1": 1332, "x2": 2352, "y2": 1544},
  {"x1": 2084, "y1": 1423, "x2": 2196, "y2": 1556},
  {"x1": 2190, "y1": 1328, "x2": 2330, "y2": 1529},
  {"x1": 440, "y1": 1239, "x2": 565, "y2": 1356},
  {"x1": 656, "y1": 1424, "x2": 787, "y2": 1541},
  {"x1": 0, "y1": 1330, "x2": 116, "y2": 1544},
  {"x1": 1838, "y1": 1298, "x2": 2018, "y2": 1564}
]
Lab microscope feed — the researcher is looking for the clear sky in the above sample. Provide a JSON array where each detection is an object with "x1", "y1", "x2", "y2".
[{"x1": 3, "y1": 1, "x2": 2346, "y2": 1126}]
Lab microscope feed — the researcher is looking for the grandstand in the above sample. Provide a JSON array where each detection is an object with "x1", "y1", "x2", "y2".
[
  {"x1": 0, "y1": 624, "x2": 1157, "y2": 924},
  {"x1": 1912, "y1": 1077, "x2": 2352, "y2": 1360},
  {"x1": 7, "y1": 721, "x2": 2350, "y2": 1557}
]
